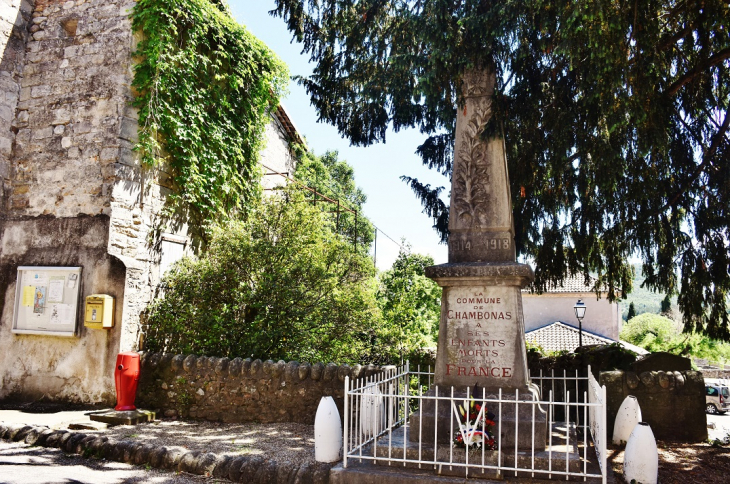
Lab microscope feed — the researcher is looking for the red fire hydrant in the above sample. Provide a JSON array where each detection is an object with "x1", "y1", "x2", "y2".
[{"x1": 114, "y1": 352, "x2": 140, "y2": 411}]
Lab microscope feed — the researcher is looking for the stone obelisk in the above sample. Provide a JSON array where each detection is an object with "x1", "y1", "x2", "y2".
[
  {"x1": 424, "y1": 67, "x2": 535, "y2": 393},
  {"x1": 409, "y1": 69, "x2": 545, "y2": 461}
]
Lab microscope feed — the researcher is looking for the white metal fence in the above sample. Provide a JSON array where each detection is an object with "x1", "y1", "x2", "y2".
[{"x1": 343, "y1": 363, "x2": 607, "y2": 482}]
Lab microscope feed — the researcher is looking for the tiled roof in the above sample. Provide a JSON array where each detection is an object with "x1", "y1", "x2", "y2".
[
  {"x1": 523, "y1": 274, "x2": 603, "y2": 293},
  {"x1": 525, "y1": 321, "x2": 648, "y2": 355},
  {"x1": 273, "y1": 104, "x2": 304, "y2": 147},
  {"x1": 526, "y1": 321, "x2": 612, "y2": 353}
]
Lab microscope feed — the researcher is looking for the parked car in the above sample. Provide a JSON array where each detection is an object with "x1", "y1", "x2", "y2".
[{"x1": 705, "y1": 384, "x2": 730, "y2": 414}]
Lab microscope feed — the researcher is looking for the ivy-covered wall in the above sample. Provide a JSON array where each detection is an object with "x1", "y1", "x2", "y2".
[{"x1": 132, "y1": 0, "x2": 288, "y2": 237}]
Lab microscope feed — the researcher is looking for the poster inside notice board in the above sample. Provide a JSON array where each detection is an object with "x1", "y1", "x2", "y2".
[{"x1": 12, "y1": 266, "x2": 83, "y2": 337}]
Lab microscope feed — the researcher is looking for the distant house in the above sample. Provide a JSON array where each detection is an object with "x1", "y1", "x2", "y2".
[
  {"x1": 521, "y1": 275, "x2": 648, "y2": 354},
  {"x1": 525, "y1": 321, "x2": 648, "y2": 355},
  {"x1": 522, "y1": 275, "x2": 622, "y2": 341}
]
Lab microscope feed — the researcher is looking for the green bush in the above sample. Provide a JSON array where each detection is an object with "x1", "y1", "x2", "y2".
[
  {"x1": 620, "y1": 313, "x2": 679, "y2": 352},
  {"x1": 143, "y1": 190, "x2": 379, "y2": 363},
  {"x1": 621, "y1": 313, "x2": 730, "y2": 363},
  {"x1": 372, "y1": 246, "x2": 441, "y2": 364}
]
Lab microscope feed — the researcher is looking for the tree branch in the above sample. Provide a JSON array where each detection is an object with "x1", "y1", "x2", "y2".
[
  {"x1": 656, "y1": 25, "x2": 692, "y2": 52},
  {"x1": 666, "y1": 48, "x2": 730, "y2": 96},
  {"x1": 664, "y1": 110, "x2": 730, "y2": 208}
]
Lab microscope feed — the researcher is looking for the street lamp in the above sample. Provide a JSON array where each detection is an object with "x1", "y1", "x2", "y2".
[{"x1": 574, "y1": 299, "x2": 586, "y2": 350}]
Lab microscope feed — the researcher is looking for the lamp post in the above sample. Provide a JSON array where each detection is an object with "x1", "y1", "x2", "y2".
[{"x1": 574, "y1": 299, "x2": 586, "y2": 350}]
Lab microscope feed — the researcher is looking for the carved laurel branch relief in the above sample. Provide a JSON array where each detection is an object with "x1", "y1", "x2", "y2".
[
  {"x1": 454, "y1": 98, "x2": 491, "y2": 228},
  {"x1": 463, "y1": 69, "x2": 490, "y2": 97}
]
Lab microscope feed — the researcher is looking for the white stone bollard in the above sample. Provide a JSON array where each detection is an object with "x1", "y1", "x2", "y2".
[
  {"x1": 624, "y1": 422, "x2": 658, "y2": 484},
  {"x1": 314, "y1": 396, "x2": 342, "y2": 462},
  {"x1": 360, "y1": 385, "x2": 385, "y2": 438},
  {"x1": 613, "y1": 395, "x2": 642, "y2": 445}
]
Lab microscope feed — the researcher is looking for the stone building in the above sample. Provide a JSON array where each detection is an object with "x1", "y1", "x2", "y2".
[{"x1": 0, "y1": 0, "x2": 299, "y2": 403}]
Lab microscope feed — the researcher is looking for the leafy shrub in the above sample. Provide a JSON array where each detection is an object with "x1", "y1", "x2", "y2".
[
  {"x1": 143, "y1": 191, "x2": 379, "y2": 363},
  {"x1": 621, "y1": 313, "x2": 730, "y2": 363},
  {"x1": 620, "y1": 313, "x2": 679, "y2": 352},
  {"x1": 371, "y1": 246, "x2": 441, "y2": 364}
]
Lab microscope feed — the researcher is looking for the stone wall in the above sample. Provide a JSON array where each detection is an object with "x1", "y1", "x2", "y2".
[
  {"x1": 3, "y1": 0, "x2": 135, "y2": 216},
  {"x1": 259, "y1": 116, "x2": 297, "y2": 190},
  {"x1": 0, "y1": 215, "x2": 126, "y2": 402},
  {"x1": 600, "y1": 369, "x2": 706, "y2": 442},
  {"x1": 0, "y1": 0, "x2": 32, "y2": 204},
  {"x1": 137, "y1": 353, "x2": 387, "y2": 424},
  {"x1": 0, "y1": 0, "x2": 137, "y2": 403},
  {"x1": 697, "y1": 368, "x2": 730, "y2": 380}
]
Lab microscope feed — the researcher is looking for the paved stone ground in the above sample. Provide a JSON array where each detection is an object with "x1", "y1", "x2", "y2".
[
  {"x1": 0, "y1": 409, "x2": 332, "y2": 484},
  {"x1": 0, "y1": 440, "x2": 213, "y2": 484},
  {"x1": 707, "y1": 411, "x2": 730, "y2": 442}
]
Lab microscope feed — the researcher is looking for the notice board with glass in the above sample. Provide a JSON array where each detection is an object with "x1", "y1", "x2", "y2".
[{"x1": 12, "y1": 266, "x2": 82, "y2": 336}]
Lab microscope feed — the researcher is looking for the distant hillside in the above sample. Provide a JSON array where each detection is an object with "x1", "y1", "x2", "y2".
[{"x1": 620, "y1": 264, "x2": 675, "y2": 321}]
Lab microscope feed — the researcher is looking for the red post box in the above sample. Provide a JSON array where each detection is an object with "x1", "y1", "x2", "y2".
[{"x1": 114, "y1": 352, "x2": 140, "y2": 411}]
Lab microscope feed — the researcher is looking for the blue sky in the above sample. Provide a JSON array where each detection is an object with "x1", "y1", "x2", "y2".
[{"x1": 230, "y1": 1, "x2": 448, "y2": 270}]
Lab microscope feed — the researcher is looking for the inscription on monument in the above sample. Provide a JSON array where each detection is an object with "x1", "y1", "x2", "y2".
[
  {"x1": 441, "y1": 286, "x2": 520, "y2": 385},
  {"x1": 449, "y1": 237, "x2": 511, "y2": 252}
]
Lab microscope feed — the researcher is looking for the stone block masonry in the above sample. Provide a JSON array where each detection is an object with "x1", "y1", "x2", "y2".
[
  {"x1": 0, "y1": 0, "x2": 33, "y2": 204},
  {"x1": 0, "y1": 0, "x2": 141, "y2": 404},
  {"x1": 5, "y1": 0, "x2": 137, "y2": 218},
  {"x1": 0, "y1": 0, "x2": 188, "y2": 403},
  {"x1": 137, "y1": 353, "x2": 388, "y2": 425},
  {"x1": 600, "y1": 369, "x2": 707, "y2": 442}
]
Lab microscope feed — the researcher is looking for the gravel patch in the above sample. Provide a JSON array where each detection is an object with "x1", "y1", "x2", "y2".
[
  {"x1": 1, "y1": 419, "x2": 332, "y2": 483},
  {"x1": 608, "y1": 439, "x2": 730, "y2": 484},
  {"x1": 80, "y1": 419, "x2": 317, "y2": 466}
]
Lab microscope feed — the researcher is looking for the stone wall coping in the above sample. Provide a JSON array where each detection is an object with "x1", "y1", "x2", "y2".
[
  {"x1": 600, "y1": 369, "x2": 701, "y2": 390},
  {"x1": 140, "y1": 352, "x2": 386, "y2": 383}
]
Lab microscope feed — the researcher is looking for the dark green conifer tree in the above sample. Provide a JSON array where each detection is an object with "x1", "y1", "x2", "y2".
[
  {"x1": 661, "y1": 295, "x2": 672, "y2": 317},
  {"x1": 270, "y1": 0, "x2": 730, "y2": 339},
  {"x1": 627, "y1": 302, "x2": 637, "y2": 322}
]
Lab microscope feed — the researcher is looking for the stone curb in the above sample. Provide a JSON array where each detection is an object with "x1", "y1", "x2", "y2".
[{"x1": 0, "y1": 422, "x2": 334, "y2": 483}]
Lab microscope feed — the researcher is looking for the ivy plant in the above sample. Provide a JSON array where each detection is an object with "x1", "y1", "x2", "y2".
[{"x1": 131, "y1": 0, "x2": 288, "y2": 239}]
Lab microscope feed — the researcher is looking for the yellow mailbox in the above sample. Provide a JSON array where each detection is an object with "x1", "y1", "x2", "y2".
[{"x1": 84, "y1": 294, "x2": 114, "y2": 329}]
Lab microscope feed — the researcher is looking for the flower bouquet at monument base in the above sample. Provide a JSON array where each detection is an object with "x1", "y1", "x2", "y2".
[{"x1": 452, "y1": 395, "x2": 497, "y2": 451}]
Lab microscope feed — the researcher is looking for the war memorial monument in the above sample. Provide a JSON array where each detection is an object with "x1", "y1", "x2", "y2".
[
  {"x1": 334, "y1": 68, "x2": 588, "y2": 484},
  {"x1": 396, "y1": 66, "x2": 549, "y2": 479}
]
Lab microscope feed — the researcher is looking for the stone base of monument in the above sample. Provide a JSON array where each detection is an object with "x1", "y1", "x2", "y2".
[
  {"x1": 89, "y1": 409, "x2": 155, "y2": 426},
  {"x1": 333, "y1": 423, "x2": 597, "y2": 483},
  {"x1": 407, "y1": 386, "x2": 547, "y2": 450}
]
